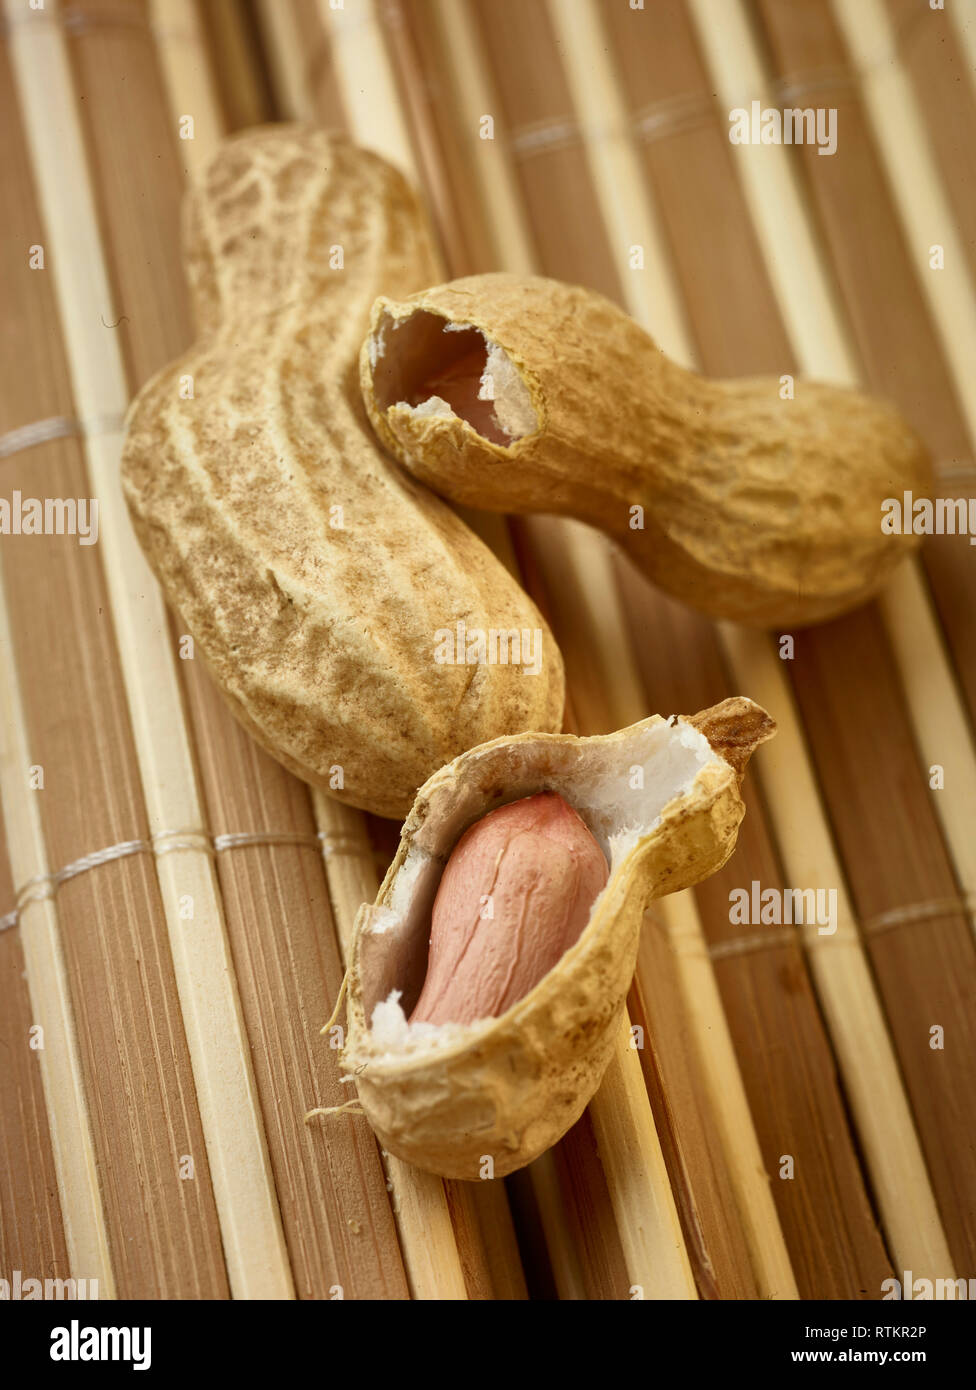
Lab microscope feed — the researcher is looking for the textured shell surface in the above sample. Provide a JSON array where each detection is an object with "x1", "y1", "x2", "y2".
[
  {"x1": 122, "y1": 133, "x2": 564, "y2": 818},
  {"x1": 361, "y1": 273, "x2": 933, "y2": 628},
  {"x1": 342, "y1": 697, "x2": 775, "y2": 1179}
]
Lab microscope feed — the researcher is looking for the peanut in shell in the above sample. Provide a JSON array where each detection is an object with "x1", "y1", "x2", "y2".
[
  {"x1": 360, "y1": 273, "x2": 934, "y2": 628},
  {"x1": 341, "y1": 696, "x2": 775, "y2": 1180},
  {"x1": 121, "y1": 134, "x2": 564, "y2": 819}
]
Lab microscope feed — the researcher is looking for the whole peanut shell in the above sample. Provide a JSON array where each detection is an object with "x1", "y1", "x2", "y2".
[
  {"x1": 121, "y1": 135, "x2": 564, "y2": 818},
  {"x1": 360, "y1": 273, "x2": 934, "y2": 628}
]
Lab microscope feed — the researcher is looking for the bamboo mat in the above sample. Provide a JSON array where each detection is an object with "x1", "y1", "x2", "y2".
[{"x1": 0, "y1": 0, "x2": 973, "y2": 1301}]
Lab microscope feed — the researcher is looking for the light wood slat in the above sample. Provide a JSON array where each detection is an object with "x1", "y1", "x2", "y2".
[
  {"x1": 662, "y1": 887, "x2": 796, "y2": 1297},
  {"x1": 545, "y1": 0, "x2": 694, "y2": 365},
  {"x1": 412, "y1": 0, "x2": 698, "y2": 1300},
  {"x1": 0, "y1": 811, "x2": 69, "y2": 1284},
  {"x1": 723, "y1": 625, "x2": 956, "y2": 1281},
  {"x1": 429, "y1": 0, "x2": 536, "y2": 276},
  {"x1": 826, "y1": 0, "x2": 976, "y2": 927},
  {"x1": 548, "y1": 0, "x2": 796, "y2": 1303},
  {"x1": 878, "y1": 565, "x2": 976, "y2": 937},
  {"x1": 683, "y1": 0, "x2": 958, "y2": 1279},
  {"x1": 521, "y1": 1151, "x2": 588, "y2": 1300},
  {"x1": 832, "y1": 0, "x2": 976, "y2": 441},
  {"x1": 254, "y1": 0, "x2": 316, "y2": 122},
  {"x1": 4, "y1": 0, "x2": 292, "y2": 1299},
  {"x1": 149, "y1": 0, "x2": 223, "y2": 174},
  {"x1": 587, "y1": 1016, "x2": 695, "y2": 1299},
  {"x1": 0, "y1": 579, "x2": 114, "y2": 1294},
  {"x1": 297, "y1": 0, "x2": 693, "y2": 1298},
  {"x1": 149, "y1": 0, "x2": 440, "y2": 1301},
  {"x1": 251, "y1": 2, "x2": 478, "y2": 1299},
  {"x1": 312, "y1": 795, "x2": 469, "y2": 1300},
  {"x1": 948, "y1": 0, "x2": 976, "y2": 88},
  {"x1": 318, "y1": 0, "x2": 415, "y2": 173},
  {"x1": 194, "y1": 0, "x2": 269, "y2": 130},
  {"x1": 692, "y1": 0, "x2": 976, "y2": 944},
  {"x1": 686, "y1": 0, "x2": 857, "y2": 380}
]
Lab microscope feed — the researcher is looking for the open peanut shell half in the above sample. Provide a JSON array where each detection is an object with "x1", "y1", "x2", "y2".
[{"x1": 341, "y1": 696, "x2": 774, "y2": 1180}]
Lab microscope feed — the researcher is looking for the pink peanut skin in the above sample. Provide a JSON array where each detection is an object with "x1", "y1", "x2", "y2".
[{"x1": 409, "y1": 792, "x2": 609, "y2": 1027}]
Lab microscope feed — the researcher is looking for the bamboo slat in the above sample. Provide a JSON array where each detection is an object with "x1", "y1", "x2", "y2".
[
  {"x1": 6, "y1": 0, "x2": 292, "y2": 1296},
  {"x1": 754, "y1": 0, "x2": 976, "y2": 720},
  {"x1": 151, "y1": 0, "x2": 224, "y2": 176},
  {"x1": 426, "y1": 0, "x2": 536, "y2": 278},
  {"x1": 404, "y1": 0, "x2": 705, "y2": 1298},
  {"x1": 194, "y1": 0, "x2": 271, "y2": 131},
  {"x1": 685, "y1": 0, "x2": 973, "y2": 1272},
  {"x1": 831, "y1": 0, "x2": 976, "y2": 443},
  {"x1": 752, "y1": 0, "x2": 976, "y2": 1274},
  {"x1": 0, "y1": 20, "x2": 227, "y2": 1298},
  {"x1": 319, "y1": 0, "x2": 415, "y2": 172},
  {"x1": 232, "y1": 0, "x2": 510, "y2": 1298},
  {"x1": 947, "y1": 0, "x2": 976, "y2": 99},
  {"x1": 616, "y1": 576, "x2": 894, "y2": 1299},
  {"x1": 0, "y1": 585, "x2": 111, "y2": 1292},
  {"x1": 820, "y1": 0, "x2": 976, "y2": 901},
  {"x1": 945, "y1": 0, "x2": 976, "y2": 84},
  {"x1": 629, "y1": 917, "x2": 759, "y2": 1299},
  {"x1": 145, "y1": 0, "x2": 465, "y2": 1299},
  {"x1": 683, "y1": 0, "x2": 957, "y2": 1280},
  {"x1": 271, "y1": 0, "x2": 692, "y2": 1301},
  {"x1": 254, "y1": 0, "x2": 317, "y2": 123},
  {"x1": 439, "y1": 0, "x2": 796, "y2": 1298},
  {"x1": 885, "y1": 0, "x2": 976, "y2": 345},
  {"x1": 0, "y1": 808, "x2": 70, "y2": 1287},
  {"x1": 3, "y1": 0, "x2": 971, "y2": 1303},
  {"x1": 510, "y1": 1153, "x2": 587, "y2": 1299},
  {"x1": 546, "y1": 0, "x2": 796, "y2": 1302}
]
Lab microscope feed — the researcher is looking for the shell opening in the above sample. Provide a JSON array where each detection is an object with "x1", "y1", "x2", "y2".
[
  {"x1": 368, "y1": 308, "x2": 538, "y2": 445},
  {"x1": 357, "y1": 718, "x2": 723, "y2": 1058}
]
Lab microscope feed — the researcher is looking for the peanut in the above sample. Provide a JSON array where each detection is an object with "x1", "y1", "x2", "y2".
[
  {"x1": 121, "y1": 135, "x2": 564, "y2": 818},
  {"x1": 410, "y1": 792, "x2": 609, "y2": 1027},
  {"x1": 342, "y1": 696, "x2": 775, "y2": 1180},
  {"x1": 360, "y1": 273, "x2": 933, "y2": 628}
]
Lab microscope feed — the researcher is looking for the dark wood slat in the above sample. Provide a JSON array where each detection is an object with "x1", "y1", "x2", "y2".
[{"x1": 62, "y1": 0, "x2": 410, "y2": 1297}]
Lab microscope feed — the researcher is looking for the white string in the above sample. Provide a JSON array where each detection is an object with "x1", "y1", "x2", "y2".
[
  {"x1": 505, "y1": 0, "x2": 941, "y2": 162},
  {"x1": 863, "y1": 895, "x2": 976, "y2": 937},
  {"x1": 0, "y1": 826, "x2": 372, "y2": 934},
  {"x1": 706, "y1": 892, "x2": 976, "y2": 962},
  {"x1": 0, "y1": 413, "x2": 126, "y2": 460}
]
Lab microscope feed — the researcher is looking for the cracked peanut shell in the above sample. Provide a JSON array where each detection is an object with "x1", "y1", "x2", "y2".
[
  {"x1": 360, "y1": 273, "x2": 933, "y2": 628},
  {"x1": 341, "y1": 696, "x2": 774, "y2": 1180}
]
